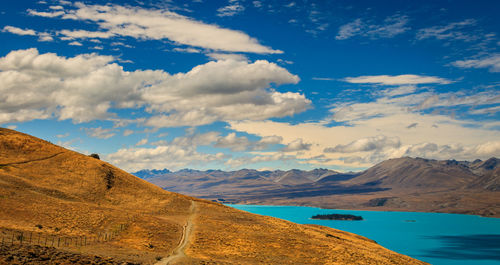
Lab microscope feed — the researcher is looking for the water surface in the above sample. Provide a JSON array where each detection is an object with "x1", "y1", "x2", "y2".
[{"x1": 229, "y1": 205, "x2": 500, "y2": 265}]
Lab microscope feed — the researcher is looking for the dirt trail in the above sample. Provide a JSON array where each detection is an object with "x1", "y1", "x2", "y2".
[
  {"x1": 0, "y1": 152, "x2": 63, "y2": 167},
  {"x1": 155, "y1": 200, "x2": 196, "y2": 265}
]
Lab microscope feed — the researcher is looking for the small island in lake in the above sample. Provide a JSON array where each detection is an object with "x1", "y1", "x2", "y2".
[{"x1": 311, "y1": 213, "x2": 363, "y2": 221}]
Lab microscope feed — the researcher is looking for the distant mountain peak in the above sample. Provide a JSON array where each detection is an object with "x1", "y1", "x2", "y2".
[{"x1": 132, "y1": 168, "x2": 171, "y2": 178}]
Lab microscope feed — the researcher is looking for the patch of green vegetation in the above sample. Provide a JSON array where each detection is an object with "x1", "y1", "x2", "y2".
[{"x1": 312, "y1": 213, "x2": 363, "y2": 221}]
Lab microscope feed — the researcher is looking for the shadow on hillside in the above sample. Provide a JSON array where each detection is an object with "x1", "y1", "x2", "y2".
[
  {"x1": 199, "y1": 185, "x2": 391, "y2": 200},
  {"x1": 422, "y1": 234, "x2": 500, "y2": 260},
  {"x1": 270, "y1": 186, "x2": 390, "y2": 199}
]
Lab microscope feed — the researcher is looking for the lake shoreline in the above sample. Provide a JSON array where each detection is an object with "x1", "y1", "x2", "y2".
[
  {"x1": 228, "y1": 204, "x2": 500, "y2": 265},
  {"x1": 224, "y1": 202, "x2": 499, "y2": 218}
]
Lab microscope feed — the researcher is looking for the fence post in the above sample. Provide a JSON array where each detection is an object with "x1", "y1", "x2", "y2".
[
  {"x1": 11, "y1": 233, "x2": 14, "y2": 246},
  {"x1": 37, "y1": 233, "x2": 41, "y2": 245},
  {"x1": 84, "y1": 236, "x2": 86, "y2": 246},
  {"x1": 57, "y1": 237, "x2": 60, "y2": 247},
  {"x1": 29, "y1": 232, "x2": 32, "y2": 244},
  {"x1": 44, "y1": 235, "x2": 48, "y2": 246}
]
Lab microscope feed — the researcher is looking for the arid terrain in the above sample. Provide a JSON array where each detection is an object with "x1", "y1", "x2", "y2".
[
  {"x1": 139, "y1": 157, "x2": 500, "y2": 218},
  {"x1": 0, "y1": 128, "x2": 427, "y2": 264}
]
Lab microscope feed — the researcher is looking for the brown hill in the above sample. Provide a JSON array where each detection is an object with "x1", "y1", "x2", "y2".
[
  {"x1": 0, "y1": 128, "x2": 425, "y2": 264},
  {"x1": 469, "y1": 166, "x2": 500, "y2": 191},
  {"x1": 344, "y1": 157, "x2": 477, "y2": 190},
  {"x1": 470, "y1": 157, "x2": 500, "y2": 173},
  {"x1": 149, "y1": 169, "x2": 282, "y2": 198},
  {"x1": 273, "y1": 169, "x2": 339, "y2": 185}
]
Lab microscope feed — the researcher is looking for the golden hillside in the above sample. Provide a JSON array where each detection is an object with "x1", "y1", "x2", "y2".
[{"x1": 0, "y1": 128, "x2": 426, "y2": 264}]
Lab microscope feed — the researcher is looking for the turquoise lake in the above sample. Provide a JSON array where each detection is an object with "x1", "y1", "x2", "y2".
[{"x1": 228, "y1": 205, "x2": 500, "y2": 265}]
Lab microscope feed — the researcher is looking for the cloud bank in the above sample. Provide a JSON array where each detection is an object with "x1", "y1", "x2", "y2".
[{"x1": 0, "y1": 48, "x2": 309, "y2": 126}]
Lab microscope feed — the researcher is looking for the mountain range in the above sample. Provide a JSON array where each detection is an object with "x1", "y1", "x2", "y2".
[{"x1": 135, "y1": 157, "x2": 500, "y2": 217}]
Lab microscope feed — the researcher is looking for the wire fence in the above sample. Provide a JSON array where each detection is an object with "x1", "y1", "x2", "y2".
[
  {"x1": 0, "y1": 223, "x2": 128, "y2": 248},
  {"x1": 0, "y1": 207, "x2": 172, "y2": 249}
]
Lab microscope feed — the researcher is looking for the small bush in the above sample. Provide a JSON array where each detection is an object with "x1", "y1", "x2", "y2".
[
  {"x1": 89, "y1": 153, "x2": 100, "y2": 160},
  {"x1": 105, "y1": 170, "x2": 115, "y2": 189},
  {"x1": 35, "y1": 224, "x2": 43, "y2": 229}
]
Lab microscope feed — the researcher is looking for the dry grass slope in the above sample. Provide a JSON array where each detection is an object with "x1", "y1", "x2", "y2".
[{"x1": 0, "y1": 128, "x2": 427, "y2": 264}]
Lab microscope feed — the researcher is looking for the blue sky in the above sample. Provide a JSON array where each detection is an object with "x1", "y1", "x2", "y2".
[{"x1": 1, "y1": 0, "x2": 499, "y2": 172}]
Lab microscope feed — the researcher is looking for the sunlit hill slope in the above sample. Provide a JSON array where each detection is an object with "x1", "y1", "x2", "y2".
[{"x1": 0, "y1": 128, "x2": 426, "y2": 264}]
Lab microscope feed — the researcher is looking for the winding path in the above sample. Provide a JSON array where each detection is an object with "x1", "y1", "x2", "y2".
[
  {"x1": 155, "y1": 200, "x2": 196, "y2": 265},
  {"x1": 0, "y1": 152, "x2": 64, "y2": 167}
]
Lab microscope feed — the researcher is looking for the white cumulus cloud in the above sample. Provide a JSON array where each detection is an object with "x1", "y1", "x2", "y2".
[
  {"x1": 283, "y1": 138, "x2": 311, "y2": 152},
  {"x1": 0, "y1": 49, "x2": 308, "y2": 126},
  {"x1": 324, "y1": 135, "x2": 401, "y2": 153},
  {"x1": 142, "y1": 59, "x2": 308, "y2": 127},
  {"x1": 215, "y1": 133, "x2": 251, "y2": 151},
  {"x1": 106, "y1": 145, "x2": 222, "y2": 171},
  {"x1": 135, "y1": 138, "x2": 148, "y2": 146},
  {"x1": 2, "y1": 26, "x2": 36, "y2": 36}
]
